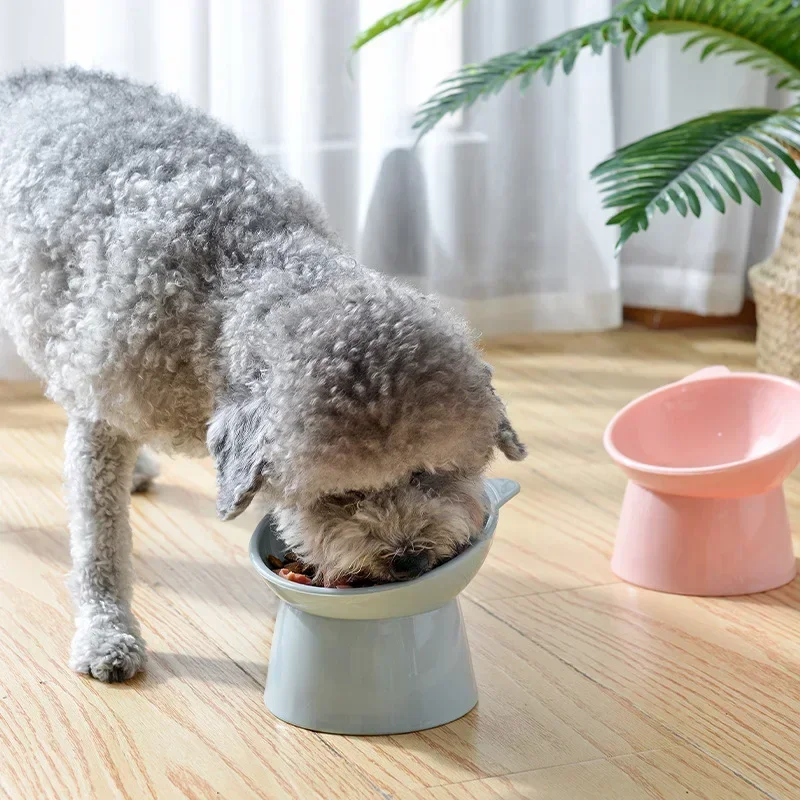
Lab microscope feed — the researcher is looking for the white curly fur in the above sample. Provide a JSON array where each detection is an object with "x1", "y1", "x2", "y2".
[{"x1": 0, "y1": 68, "x2": 526, "y2": 681}]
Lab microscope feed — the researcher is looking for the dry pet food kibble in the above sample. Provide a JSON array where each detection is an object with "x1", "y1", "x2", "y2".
[
  {"x1": 270, "y1": 552, "x2": 361, "y2": 588},
  {"x1": 278, "y1": 568, "x2": 313, "y2": 585},
  {"x1": 270, "y1": 552, "x2": 317, "y2": 585}
]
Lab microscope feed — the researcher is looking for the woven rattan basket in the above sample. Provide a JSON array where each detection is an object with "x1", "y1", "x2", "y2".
[{"x1": 750, "y1": 184, "x2": 800, "y2": 379}]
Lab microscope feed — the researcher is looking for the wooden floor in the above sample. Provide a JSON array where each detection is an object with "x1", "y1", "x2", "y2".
[{"x1": 1, "y1": 326, "x2": 797, "y2": 799}]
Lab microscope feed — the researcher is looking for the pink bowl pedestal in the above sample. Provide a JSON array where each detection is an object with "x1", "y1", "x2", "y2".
[
  {"x1": 606, "y1": 366, "x2": 800, "y2": 597},
  {"x1": 612, "y1": 483, "x2": 796, "y2": 596}
]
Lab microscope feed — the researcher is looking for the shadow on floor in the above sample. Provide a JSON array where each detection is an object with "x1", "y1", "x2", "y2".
[
  {"x1": 5, "y1": 524, "x2": 277, "y2": 612},
  {"x1": 146, "y1": 651, "x2": 266, "y2": 688}
]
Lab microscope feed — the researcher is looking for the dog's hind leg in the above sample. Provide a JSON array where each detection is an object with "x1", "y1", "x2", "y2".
[
  {"x1": 64, "y1": 417, "x2": 146, "y2": 682},
  {"x1": 132, "y1": 448, "x2": 159, "y2": 493}
]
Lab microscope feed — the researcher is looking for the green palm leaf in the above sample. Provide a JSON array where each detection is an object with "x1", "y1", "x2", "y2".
[
  {"x1": 352, "y1": 0, "x2": 463, "y2": 52},
  {"x1": 409, "y1": 0, "x2": 800, "y2": 137},
  {"x1": 592, "y1": 106, "x2": 800, "y2": 251}
]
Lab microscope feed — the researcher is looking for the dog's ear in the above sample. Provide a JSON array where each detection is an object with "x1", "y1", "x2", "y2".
[
  {"x1": 496, "y1": 411, "x2": 527, "y2": 461},
  {"x1": 207, "y1": 395, "x2": 271, "y2": 520},
  {"x1": 483, "y1": 362, "x2": 527, "y2": 461}
]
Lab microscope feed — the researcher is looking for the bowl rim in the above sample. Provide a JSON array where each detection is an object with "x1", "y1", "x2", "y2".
[
  {"x1": 604, "y1": 371, "x2": 800, "y2": 477},
  {"x1": 249, "y1": 478, "x2": 514, "y2": 597}
]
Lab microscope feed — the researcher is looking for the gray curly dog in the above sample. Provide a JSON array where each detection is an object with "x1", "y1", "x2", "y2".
[{"x1": 0, "y1": 68, "x2": 526, "y2": 682}]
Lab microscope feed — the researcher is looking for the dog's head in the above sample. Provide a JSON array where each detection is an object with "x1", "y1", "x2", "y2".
[
  {"x1": 208, "y1": 281, "x2": 526, "y2": 582},
  {"x1": 275, "y1": 470, "x2": 487, "y2": 585}
]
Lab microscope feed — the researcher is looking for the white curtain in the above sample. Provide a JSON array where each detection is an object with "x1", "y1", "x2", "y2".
[{"x1": 0, "y1": 0, "x2": 791, "y2": 379}]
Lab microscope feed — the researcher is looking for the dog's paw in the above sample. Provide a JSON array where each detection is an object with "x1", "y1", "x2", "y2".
[
  {"x1": 70, "y1": 618, "x2": 147, "y2": 682},
  {"x1": 131, "y1": 449, "x2": 159, "y2": 494}
]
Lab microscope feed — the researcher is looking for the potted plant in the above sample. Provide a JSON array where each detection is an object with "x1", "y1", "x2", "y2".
[{"x1": 354, "y1": 0, "x2": 800, "y2": 376}]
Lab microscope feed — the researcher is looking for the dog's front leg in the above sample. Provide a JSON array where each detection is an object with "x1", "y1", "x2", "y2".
[{"x1": 64, "y1": 417, "x2": 146, "y2": 682}]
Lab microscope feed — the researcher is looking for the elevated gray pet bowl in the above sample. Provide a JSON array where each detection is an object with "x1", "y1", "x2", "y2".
[{"x1": 250, "y1": 477, "x2": 520, "y2": 735}]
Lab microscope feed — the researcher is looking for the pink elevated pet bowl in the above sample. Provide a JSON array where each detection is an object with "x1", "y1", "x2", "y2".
[{"x1": 604, "y1": 366, "x2": 800, "y2": 596}]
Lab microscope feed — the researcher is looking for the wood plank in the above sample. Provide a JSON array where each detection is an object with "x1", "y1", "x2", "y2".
[
  {"x1": 394, "y1": 745, "x2": 767, "y2": 799},
  {"x1": 0, "y1": 379, "x2": 64, "y2": 428},
  {"x1": 0, "y1": 523, "x2": 385, "y2": 800},
  {"x1": 466, "y1": 465, "x2": 618, "y2": 600},
  {"x1": 485, "y1": 584, "x2": 800, "y2": 799},
  {"x1": 0, "y1": 427, "x2": 71, "y2": 532},
  {"x1": 321, "y1": 598, "x2": 672, "y2": 794}
]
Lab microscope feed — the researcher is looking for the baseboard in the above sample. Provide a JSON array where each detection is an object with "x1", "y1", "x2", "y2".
[{"x1": 623, "y1": 300, "x2": 756, "y2": 330}]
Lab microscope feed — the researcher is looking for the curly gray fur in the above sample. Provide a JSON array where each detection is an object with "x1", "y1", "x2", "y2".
[{"x1": 0, "y1": 68, "x2": 525, "y2": 681}]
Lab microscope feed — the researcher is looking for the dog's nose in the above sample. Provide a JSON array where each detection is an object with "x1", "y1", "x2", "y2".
[{"x1": 390, "y1": 551, "x2": 428, "y2": 580}]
